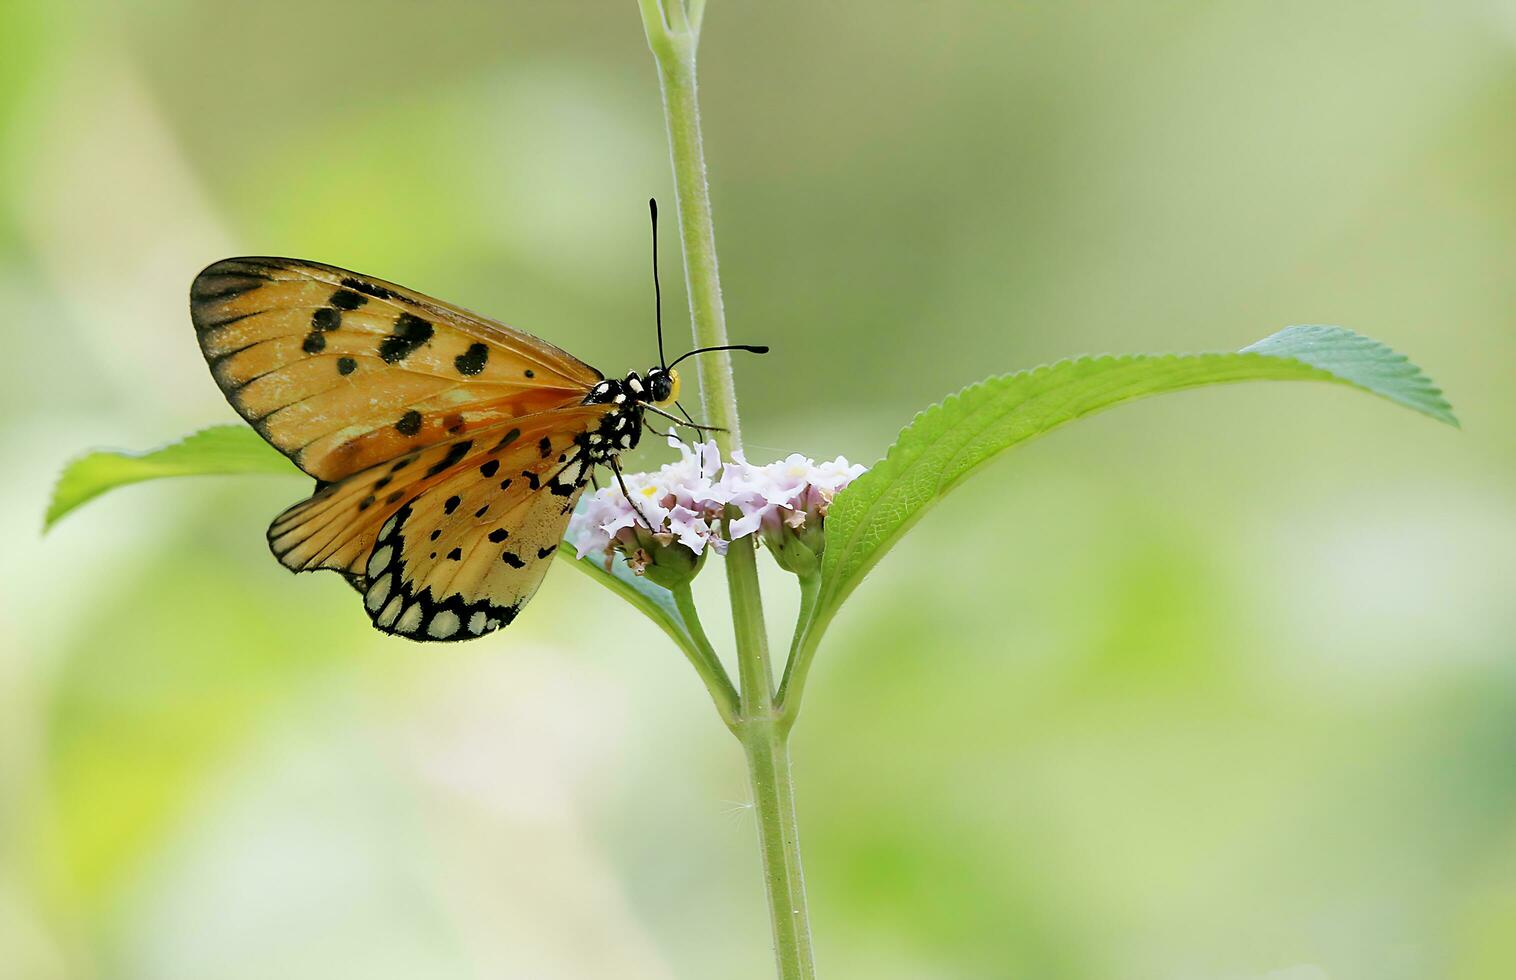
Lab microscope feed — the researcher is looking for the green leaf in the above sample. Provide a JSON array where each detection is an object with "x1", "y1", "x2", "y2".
[
  {"x1": 45, "y1": 425, "x2": 298, "y2": 530},
  {"x1": 777, "y1": 325, "x2": 1456, "y2": 716},
  {"x1": 1238, "y1": 325, "x2": 1457, "y2": 424}
]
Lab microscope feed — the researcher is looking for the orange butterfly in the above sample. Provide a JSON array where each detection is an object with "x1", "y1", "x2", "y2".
[{"x1": 191, "y1": 223, "x2": 761, "y2": 642}]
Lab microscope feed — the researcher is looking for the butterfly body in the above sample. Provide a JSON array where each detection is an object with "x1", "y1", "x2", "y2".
[{"x1": 190, "y1": 256, "x2": 682, "y2": 642}]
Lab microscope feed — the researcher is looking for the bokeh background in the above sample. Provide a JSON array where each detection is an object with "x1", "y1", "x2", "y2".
[{"x1": 3, "y1": 2, "x2": 1514, "y2": 978}]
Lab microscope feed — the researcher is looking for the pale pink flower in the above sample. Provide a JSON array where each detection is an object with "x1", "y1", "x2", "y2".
[{"x1": 566, "y1": 437, "x2": 867, "y2": 580}]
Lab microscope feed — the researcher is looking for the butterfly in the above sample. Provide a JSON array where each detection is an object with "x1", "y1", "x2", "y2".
[{"x1": 190, "y1": 210, "x2": 762, "y2": 642}]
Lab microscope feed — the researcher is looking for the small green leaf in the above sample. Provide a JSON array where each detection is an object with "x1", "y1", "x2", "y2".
[
  {"x1": 45, "y1": 425, "x2": 297, "y2": 530},
  {"x1": 778, "y1": 326, "x2": 1455, "y2": 716}
]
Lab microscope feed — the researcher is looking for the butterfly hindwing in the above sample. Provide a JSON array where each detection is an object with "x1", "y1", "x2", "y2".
[
  {"x1": 192, "y1": 257, "x2": 604, "y2": 483},
  {"x1": 267, "y1": 406, "x2": 606, "y2": 641},
  {"x1": 367, "y1": 448, "x2": 590, "y2": 641}
]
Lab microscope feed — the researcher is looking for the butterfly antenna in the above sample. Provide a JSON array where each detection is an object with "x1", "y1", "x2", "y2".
[
  {"x1": 650, "y1": 198, "x2": 666, "y2": 370},
  {"x1": 667, "y1": 344, "x2": 769, "y2": 370}
]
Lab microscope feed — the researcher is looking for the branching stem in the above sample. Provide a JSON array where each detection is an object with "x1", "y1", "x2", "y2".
[{"x1": 638, "y1": 3, "x2": 818, "y2": 977}]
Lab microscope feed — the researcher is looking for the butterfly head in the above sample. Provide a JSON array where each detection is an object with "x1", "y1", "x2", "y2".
[{"x1": 644, "y1": 366, "x2": 680, "y2": 407}]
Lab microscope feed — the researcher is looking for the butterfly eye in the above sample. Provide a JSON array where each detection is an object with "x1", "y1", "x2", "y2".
[{"x1": 648, "y1": 368, "x2": 678, "y2": 405}]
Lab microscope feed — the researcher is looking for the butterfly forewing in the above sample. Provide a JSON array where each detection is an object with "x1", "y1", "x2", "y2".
[{"x1": 192, "y1": 257, "x2": 603, "y2": 482}]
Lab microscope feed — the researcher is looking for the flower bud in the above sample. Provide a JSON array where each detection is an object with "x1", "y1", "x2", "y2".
[
  {"x1": 621, "y1": 525, "x2": 707, "y2": 590},
  {"x1": 758, "y1": 507, "x2": 825, "y2": 578}
]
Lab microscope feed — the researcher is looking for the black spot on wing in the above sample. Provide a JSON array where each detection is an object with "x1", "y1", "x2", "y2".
[
  {"x1": 536, "y1": 546, "x2": 556, "y2": 559},
  {"x1": 378, "y1": 313, "x2": 434, "y2": 363},
  {"x1": 426, "y1": 440, "x2": 473, "y2": 478},
  {"x1": 479, "y1": 459, "x2": 499, "y2": 478},
  {"x1": 329, "y1": 288, "x2": 367, "y2": 310},
  {"x1": 455, "y1": 342, "x2": 489, "y2": 376},
  {"x1": 501, "y1": 551, "x2": 525, "y2": 569},
  {"x1": 444, "y1": 495, "x2": 461, "y2": 515},
  {"x1": 311, "y1": 307, "x2": 341, "y2": 331},
  {"x1": 538, "y1": 437, "x2": 553, "y2": 458},
  {"x1": 488, "y1": 528, "x2": 509, "y2": 543},
  {"x1": 337, "y1": 356, "x2": 357, "y2": 375},
  {"x1": 341, "y1": 277, "x2": 397, "y2": 301},
  {"x1": 301, "y1": 331, "x2": 326, "y2": 354},
  {"x1": 395, "y1": 410, "x2": 422, "y2": 435}
]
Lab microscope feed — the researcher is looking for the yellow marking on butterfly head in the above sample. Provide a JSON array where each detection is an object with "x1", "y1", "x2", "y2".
[
  {"x1": 660, "y1": 368, "x2": 681, "y2": 407},
  {"x1": 645, "y1": 366, "x2": 680, "y2": 407}
]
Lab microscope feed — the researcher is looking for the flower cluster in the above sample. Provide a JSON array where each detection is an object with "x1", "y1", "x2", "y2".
[{"x1": 568, "y1": 437, "x2": 866, "y2": 586}]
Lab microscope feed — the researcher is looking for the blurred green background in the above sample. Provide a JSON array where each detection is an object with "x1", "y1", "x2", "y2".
[{"x1": 3, "y1": 2, "x2": 1513, "y2": 978}]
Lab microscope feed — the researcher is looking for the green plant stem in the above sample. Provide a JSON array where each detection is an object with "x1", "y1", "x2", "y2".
[
  {"x1": 739, "y1": 718, "x2": 817, "y2": 980},
  {"x1": 639, "y1": 4, "x2": 818, "y2": 978},
  {"x1": 638, "y1": 1, "x2": 740, "y2": 448},
  {"x1": 775, "y1": 573, "x2": 822, "y2": 727},
  {"x1": 671, "y1": 583, "x2": 740, "y2": 729}
]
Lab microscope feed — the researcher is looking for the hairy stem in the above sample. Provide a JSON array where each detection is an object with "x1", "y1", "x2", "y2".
[
  {"x1": 740, "y1": 719, "x2": 818, "y2": 980},
  {"x1": 643, "y1": 25, "x2": 741, "y2": 446},
  {"x1": 639, "y1": 3, "x2": 817, "y2": 978},
  {"x1": 671, "y1": 583, "x2": 740, "y2": 729},
  {"x1": 774, "y1": 573, "x2": 822, "y2": 728}
]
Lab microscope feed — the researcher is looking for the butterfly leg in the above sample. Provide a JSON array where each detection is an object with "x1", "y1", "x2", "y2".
[
  {"x1": 646, "y1": 404, "x2": 726, "y2": 435},
  {"x1": 607, "y1": 455, "x2": 656, "y2": 531}
]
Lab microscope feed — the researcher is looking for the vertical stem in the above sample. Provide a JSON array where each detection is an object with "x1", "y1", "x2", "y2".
[
  {"x1": 638, "y1": 4, "x2": 818, "y2": 978},
  {"x1": 741, "y1": 720, "x2": 818, "y2": 980},
  {"x1": 654, "y1": 47, "x2": 743, "y2": 450}
]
